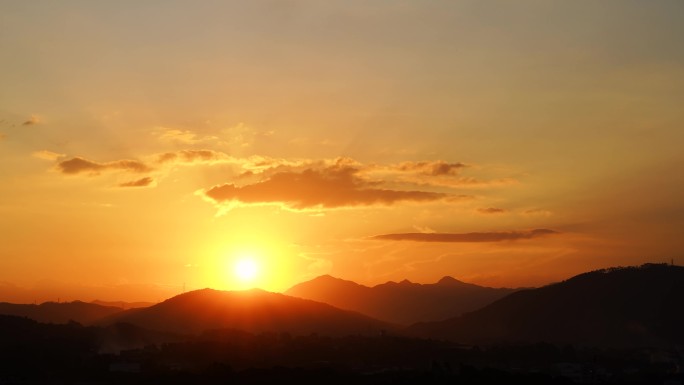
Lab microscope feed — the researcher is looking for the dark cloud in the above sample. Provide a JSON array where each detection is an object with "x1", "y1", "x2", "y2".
[
  {"x1": 57, "y1": 157, "x2": 151, "y2": 175},
  {"x1": 371, "y1": 229, "x2": 558, "y2": 242},
  {"x1": 203, "y1": 165, "x2": 448, "y2": 210},
  {"x1": 477, "y1": 207, "x2": 507, "y2": 214},
  {"x1": 359, "y1": 160, "x2": 514, "y2": 188},
  {"x1": 396, "y1": 161, "x2": 466, "y2": 176},
  {"x1": 119, "y1": 177, "x2": 154, "y2": 187},
  {"x1": 22, "y1": 116, "x2": 40, "y2": 126},
  {"x1": 156, "y1": 149, "x2": 227, "y2": 164}
]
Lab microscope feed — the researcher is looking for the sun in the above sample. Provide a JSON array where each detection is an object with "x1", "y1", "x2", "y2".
[
  {"x1": 234, "y1": 257, "x2": 259, "y2": 282},
  {"x1": 212, "y1": 242, "x2": 287, "y2": 291}
]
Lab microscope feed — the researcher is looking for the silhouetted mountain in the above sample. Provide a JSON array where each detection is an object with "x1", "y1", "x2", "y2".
[
  {"x1": 91, "y1": 299, "x2": 155, "y2": 310},
  {"x1": 286, "y1": 275, "x2": 519, "y2": 324},
  {"x1": 0, "y1": 300, "x2": 125, "y2": 325},
  {"x1": 409, "y1": 263, "x2": 684, "y2": 348},
  {"x1": 98, "y1": 288, "x2": 394, "y2": 336}
]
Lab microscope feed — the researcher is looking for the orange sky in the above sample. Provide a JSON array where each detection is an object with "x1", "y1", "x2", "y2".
[{"x1": 1, "y1": 1, "x2": 684, "y2": 303}]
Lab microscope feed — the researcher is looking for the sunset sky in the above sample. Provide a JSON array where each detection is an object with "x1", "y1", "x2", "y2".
[{"x1": 1, "y1": 1, "x2": 683, "y2": 303}]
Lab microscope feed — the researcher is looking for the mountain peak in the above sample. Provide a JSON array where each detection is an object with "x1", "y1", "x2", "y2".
[
  {"x1": 287, "y1": 275, "x2": 367, "y2": 293},
  {"x1": 410, "y1": 263, "x2": 684, "y2": 347},
  {"x1": 99, "y1": 288, "x2": 391, "y2": 336},
  {"x1": 0, "y1": 300, "x2": 125, "y2": 325},
  {"x1": 169, "y1": 287, "x2": 270, "y2": 301},
  {"x1": 379, "y1": 279, "x2": 414, "y2": 286},
  {"x1": 285, "y1": 275, "x2": 519, "y2": 324},
  {"x1": 316, "y1": 274, "x2": 345, "y2": 282},
  {"x1": 437, "y1": 276, "x2": 464, "y2": 285}
]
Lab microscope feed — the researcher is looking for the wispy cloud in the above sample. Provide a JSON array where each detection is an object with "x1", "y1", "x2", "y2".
[
  {"x1": 118, "y1": 177, "x2": 154, "y2": 188},
  {"x1": 370, "y1": 229, "x2": 559, "y2": 242},
  {"x1": 477, "y1": 207, "x2": 508, "y2": 214},
  {"x1": 155, "y1": 128, "x2": 207, "y2": 144},
  {"x1": 412, "y1": 225, "x2": 437, "y2": 233},
  {"x1": 153, "y1": 150, "x2": 306, "y2": 173},
  {"x1": 153, "y1": 123, "x2": 262, "y2": 150},
  {"x1": 360, "y1": 160, "x2": 517, "y2": 188},
  {"x1": 523, "y1": 208, "x2": 553, "y2": 217},
  {"x1": 288, "y1": 137, "x2": 336, "y2": 147},
  {"x1": 32, "y1": 150, "x2": 65, "y2": 161},
  {"x1": 22, "y1": 115, "x2": 41, "y2": 126},
  {"x1": 57, "y1": 157, "x2": 151, "y2": 175},
  {"x1": 298, "y1": 252, "x2": 333, "y2": 280}
]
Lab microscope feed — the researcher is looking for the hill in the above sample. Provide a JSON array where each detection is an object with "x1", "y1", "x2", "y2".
[
  {"x1": 408, "y1": 263, "x2": 684, "y2": 347},
  {"x1": 0, "y1": 300, "x2": 125, "y2": 325},
  {"x1": 286, "y1": 275, "x2": 518, "y2": 324},
  {"x1": 98, "y1": 288, "x2": 394, "y2": 336},
  {"x1": 92, "y1": 299, "x2": 155, "y2": 310}
]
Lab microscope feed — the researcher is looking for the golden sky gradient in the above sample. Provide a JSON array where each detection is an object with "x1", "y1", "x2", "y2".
[{"x1": 1, "y1": 1, "x2": 683, "y2": 302}]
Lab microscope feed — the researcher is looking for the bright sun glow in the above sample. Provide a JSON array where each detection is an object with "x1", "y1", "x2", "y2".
[
  {"x1": 212, "y1": 241, "x2": 292, "y2": 291},
  {"x1": 234, "y1": 258, "x2": 259, "y2": 282}
]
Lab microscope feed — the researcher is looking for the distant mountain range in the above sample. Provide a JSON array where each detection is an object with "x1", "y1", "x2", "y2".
[
  {"x1": 409, "y1": 263, "x2": 684, "y2": 348},
  {"x1": 0, "y1": 300, "x2": 124, "y2": 325},
  {"x1": 91, "y1": 299, "x2": 155, "y2": 310},
  {"x1": 97, "y1": 288, "x2": 394, "y2": 336},
  {"x1": 286, "y1": 275, "x2": 519, "y2": 324},
  {"x1": 2, "y1": 264, "x2": 681, "y2": 349}
]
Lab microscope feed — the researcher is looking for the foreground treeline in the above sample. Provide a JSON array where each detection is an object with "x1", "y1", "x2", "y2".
[{"x1": 0, "y1": 315, "x2": 681, "y2": 384}]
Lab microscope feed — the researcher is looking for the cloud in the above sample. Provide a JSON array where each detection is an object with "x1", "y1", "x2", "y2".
[
  {"x1": 0, "y1": 133, "x2": 5, "y2": 141},
  {"x1": 118, "y1": 177, "x2": 154, "y2": 188},
  {"x1": 153, "y1": 150, "x2": 300, "y2": 171},
  {"x1": 217, "y1": 122, "x2": 257, "y2": 149},
  {"x1": 413, "y1": 225, "x2": 437, "y2": 233},
  {"x1": 477, "y1": 207, "x2": 507, "y2": 214},
  {"x1": 359, "y1": 160, "x2": 516, "y2": 188},
  {"x1": 155, "y1": 128, "x2": 203, "y2": 144},
  {"x1": 289, "y1": 137, "x2": 336, "y2": 147},
  {"x1": 299, "y1": 253, "x2": 333, "y2": 277},
  {"x1": 202, "y1": 164, "x2": 448, "y2": 211},
  {"x1": 22, "y1": 115, "x2": 41, "y2": 126},
  {"x1": 57, "y1": 157, "x2": 151, "y2": 175},
  {"x1": 153, "y1": 123, "x2": 263, "y2": 149},
  {"x1": 32, "y1": 150, "x2": 65, "y2": 161},
  {"x1": 395, "y1": 161, "x2": 466, "y2": 176},
  {"x1": 156, "y1": 149, "x2": 229, "y2": 164},
  {"x1": 523, "y1": 208, "x2": 553, "y2": 217},
  {"x1": 371, "y1": 229, "x2": 559, "y2": 242}
]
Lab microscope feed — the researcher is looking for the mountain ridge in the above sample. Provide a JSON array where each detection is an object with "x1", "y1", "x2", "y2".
[
  {"x1": 98, "y1": 288, "x2": 395, "y2": 337},
  {"x1": 408, "y1": 263, "x2": 684, "y2": 348},
  {"x1": 286, "y1": 275, "x2": 520, "y2": 324},
  {"x1": 0, "y1": 300, "x2": 125, "y2": 325},
  {"x1": 91, "y1": 299, "x2": 155, "y2": 310}
]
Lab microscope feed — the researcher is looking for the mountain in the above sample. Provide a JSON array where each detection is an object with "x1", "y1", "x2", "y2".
[
  {"x1": 285, "y1": 275, "x2": 519, "y2": 324},
  {"x1": 98, "y1": 288, "x2": 394, "y2": 336},
  {"x1": 0, "y1": 300, "x2": 125, "y2": 325},
  {"x1": 91, "y1": 299, "x2": 155, "y2": 310},
  {"x1": 409, "y1": 263, "x2": 684, "y2": 348}
]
